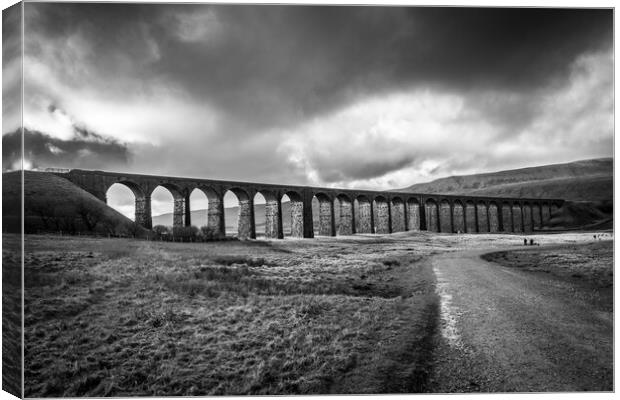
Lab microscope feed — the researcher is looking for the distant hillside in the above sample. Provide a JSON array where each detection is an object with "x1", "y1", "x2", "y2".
[
  {"x1": 3, "y1": 171, "x2": 148, "y2": 236},
  {"x1": 401, "y1": 158, "x2": 613, "y2": 230},
  {"x1": 402, "y1": 158, "x2": 612, "y2": 202}
]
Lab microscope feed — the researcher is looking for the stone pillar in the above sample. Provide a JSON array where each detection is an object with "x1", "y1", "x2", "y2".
[
  {"x1": 302, "y1": 189, "x2": 314, "y2": 239},
  {"x1": 541, "y1": 204, "x2": 551, "y2": 226},
  {"x1": 523, "y1": 205, "x2": 533, "y2": 233},
  {"x1": 318, "y1": 198, "x2": 335, "y2": 236},
  {"x1": 489, "y1": 203, "x2": 500, "y2": 233},
  {"x1": 374, "y1": 198, "x2": 390, "y2": 234},
  {"x1": 290, "y1": 197, "x2": 304, "y2": 238},
  {"x1": 135, "y1": 195, "x2": 152, "y2": 229},
  {"x1": 184, "y1": 193, "x2": 191, "y2": 227},
  {"x1": 173, "y1": 196, "x2": 185, "y2": 228},
  {"x1": 390, "y1": 199, "x2": 406, "y2": 232},
  {"x1": 265, "y1": 198, "x2": 281, "y2": 239},
  {"x1": 207, "y1": 195, "x2": 225, "y2": 237},
  {"x1": 512, "y1": 204, "x2": 523, "y2": 233},
  {"x1": 452, "y1": 202, "x2": 465, "y2": 233},
  {"x1": 465, "y1": 202, "x2": 476, "y2": 233},
  {"x1": 502, "y1": 204, "x2": 512, "y2": 232},
  {"x1": 237, "y1": 197, "x2": 256, "y2": 240},
  {"x1": 425, "y1": 202, "x2": 439, "y2": 232},
  {"x1": 477, "y1": 202, "x2": 489, "y2": 233},
  {"x1": 532, "y1": 204, "x2": 542, "y2": 229},
  {"x1": 356, "y1": 198, "x2": 373, "y2": 234},
  {"x1": 439, "y1": 201, "x2": 452, "y2": 233},
  {"x1": 407, "y1": 200, "x2": 421, "y2": 231},
  {"x1": 338, "y1": 197, "x2": 354, "y2": 235}
]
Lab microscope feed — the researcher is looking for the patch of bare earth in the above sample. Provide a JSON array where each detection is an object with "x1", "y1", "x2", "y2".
[{"x1": 22, "y1": 233, "x2": 439, "y2": 396}]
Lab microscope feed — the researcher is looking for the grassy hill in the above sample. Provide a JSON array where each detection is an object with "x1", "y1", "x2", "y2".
[
  {"x1": 401, "y1": 158, "x2": 612, "y2": 201},
  {"x1": 3, "y1": 171, "x2": 147, "y2": 236}
]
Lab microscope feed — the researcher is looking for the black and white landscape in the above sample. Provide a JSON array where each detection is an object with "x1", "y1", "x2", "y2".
[{"x1": 1, "y1": 3, "x2": 614, "y2": 397}]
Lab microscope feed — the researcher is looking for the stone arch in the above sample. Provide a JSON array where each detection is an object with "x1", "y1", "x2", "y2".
[
  {"x1": 502, "y1": 202, "x2": 513, "y2": 232},
  {"x1": 439, "y1": 199, "x2": 452, "y2": 233},
  {"x1": 225, "y1": 187, "x2": 255, "y2": 239},
  {"x1": 193, "y1": 186, "x2": 224, "y2": 237},
  {"x1": 523, "y1": 203, "x2": 533, "y2": 233},
  {"x1": 512, "y1": 203, "x2": 523, "y2": 233},
  {"x1": 452, "y1": 200, "x2": 465, "y2": 233},
  {"x1": 373, "y1": 195, "x2": 390, "y2": 234},
  {"x1": 253, "y1": 190, "x2": 281, "y2": 239},
  {"x1": 406, "y1": 198, "x2": 421, "y2": 231},
  {"x1": 489, "y1": 202, "x2": 500, "y2": 233},
  {"x1": 532, "y1": 203, "x2": 542, "y2": 230},
  {"x1": 465, "y1": 200, "x2": 476, "y2": 233},
  {"x1": 425, "y1": 198, "x2": 439, "y2": 232},
  {"x1": 282, "y1": 190, "x2": 304, "y2": 238},
  {"x1": 105, "y1": 180, "x2": 151, "y2": 228},
  {"x1": 336, "y1": 194, "x2": 354, "y2": 235},
  {"x1": 150, "y1": 183, "x2": 185, "y2": 229},
  {"x1": 355, "y1": 195, "x2": 373, "y2": 233},
  {"x1": 390, "y1": 197, "x2": 406, "y2": 233},
  {"x1": 477, "y1": 201, "x2": 489, "y2": 233},
  {"x1": 314, "y1": 192, "x2": 335, "y2": 236},
  {"x1": 105, "y1": 182, "x2": 138, "y2": 222}
]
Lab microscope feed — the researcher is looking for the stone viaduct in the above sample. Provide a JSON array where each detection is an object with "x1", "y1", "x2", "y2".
[{"x1": 58, "y1": 169, "x2": 565, "y2": 240}]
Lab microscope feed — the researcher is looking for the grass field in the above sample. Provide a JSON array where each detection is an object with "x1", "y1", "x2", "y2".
[
  {"x1": 19, "y1": 232, "x2": 443, "y2": 396},
  {"x1": 16, "y1": 230, "x2": 612, "y2": 396}
]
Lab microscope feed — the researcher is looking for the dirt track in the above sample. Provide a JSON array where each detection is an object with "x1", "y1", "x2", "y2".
[{"x1": 427, "y1": 248, "x2": 613, "y2": 392}]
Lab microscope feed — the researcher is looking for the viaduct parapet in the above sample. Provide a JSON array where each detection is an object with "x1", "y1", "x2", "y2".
[{"x1": 58, "y1": 169, "x2": 565, "y2": 239}]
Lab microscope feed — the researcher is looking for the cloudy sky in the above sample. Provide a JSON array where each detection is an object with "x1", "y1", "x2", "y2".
[{"x1": 2, "y1": 3, "x2": 613, "y2": 216}]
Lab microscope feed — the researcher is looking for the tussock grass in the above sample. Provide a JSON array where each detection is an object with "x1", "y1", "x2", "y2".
[{"x1": 22, "y1": 233, "x2": 439, "y2": 396}]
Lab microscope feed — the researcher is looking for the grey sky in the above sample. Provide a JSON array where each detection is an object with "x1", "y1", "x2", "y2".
[{"x1": 2, "y1": 3, "x2": 613, "y2": 215}]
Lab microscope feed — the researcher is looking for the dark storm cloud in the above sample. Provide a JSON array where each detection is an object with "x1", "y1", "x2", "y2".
[
  {"x1": 2, "y1": 128, "x2": 130, "y2": 171},
  {"x1": 25, "y1": 4, "x2": 612, "y2": 131}
]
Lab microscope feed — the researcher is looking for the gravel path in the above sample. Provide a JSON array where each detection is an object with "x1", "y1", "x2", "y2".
[{"x1": 427, "y1": 248, "x2": 613, "y2": 393}]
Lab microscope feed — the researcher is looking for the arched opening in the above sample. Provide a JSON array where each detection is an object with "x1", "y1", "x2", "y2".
[
  {"x1": 452, "y1": 200, "x2": 465, "y2": 233},
  {"x1": 224, "y1": 188, "x2": 254, "y2": 239},
  {"x1": 355, "y1": 195, "x2": 372, "y2": 233},
  {"x1": 189, "y1": 188, "x2": 209, "y2": 228},
  {"x1": 489, "y1": 202, "x2": 500, "y2": 232},
  {"x1": 254, "y1": 190, "x2": 280, "y2": 239},
  {"x1": 106, "y1": 183, "x2": 137, "y2": 221},
  {"x1": 477, "y1": 201, "x2": 489, "y2": 233},
  {"x1": 282, "y1": 191, "x2": 304, "y2": 237},
  {"x1": 337, "y1": 194, "x2": 354, "y2": 235},
  {"x1": 532, "y1": 204, "x2": 542, "y2": 230},
  {"x1": 523, "y1": 203, "x2": 533, "y2": 233},
  {"x1": 106, "y1": 181, "x2": 150, "y2": 228},
  {"x1": 151, "y1": 185, "x2": 181, "y2": 229},
  {"x1": 502, "y1": 202, "x2": 513, "y2": 232},
  {"x1": 313, "y1": 193, "x2": 334, "y2": 236},
  {"x1": 425, "y1": 199, "x2": 439, "y2": 232},
  {"x1": 512, "y1": 204, "x2": 523, "y2": 232},
  {"x1": 465, "y1": 200, "x2": 476, "y2": 233},
  {"x1": 406, "y1": 198, "x2": 420, "y2": 231},
  {"x1": 439, "y1": 199, "x2": 452, "y2": 233},
  {"x1": 390, "y1": 197, "x2": 406, "y2": 232},
  {"x1": 373, "y1": 196, "x2": 390, "y2": 234}
]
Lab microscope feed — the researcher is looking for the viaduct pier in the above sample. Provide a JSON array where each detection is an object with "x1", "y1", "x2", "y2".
[{"x1": 58, "y1": 169, "x2": 564, "y2": 240}]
